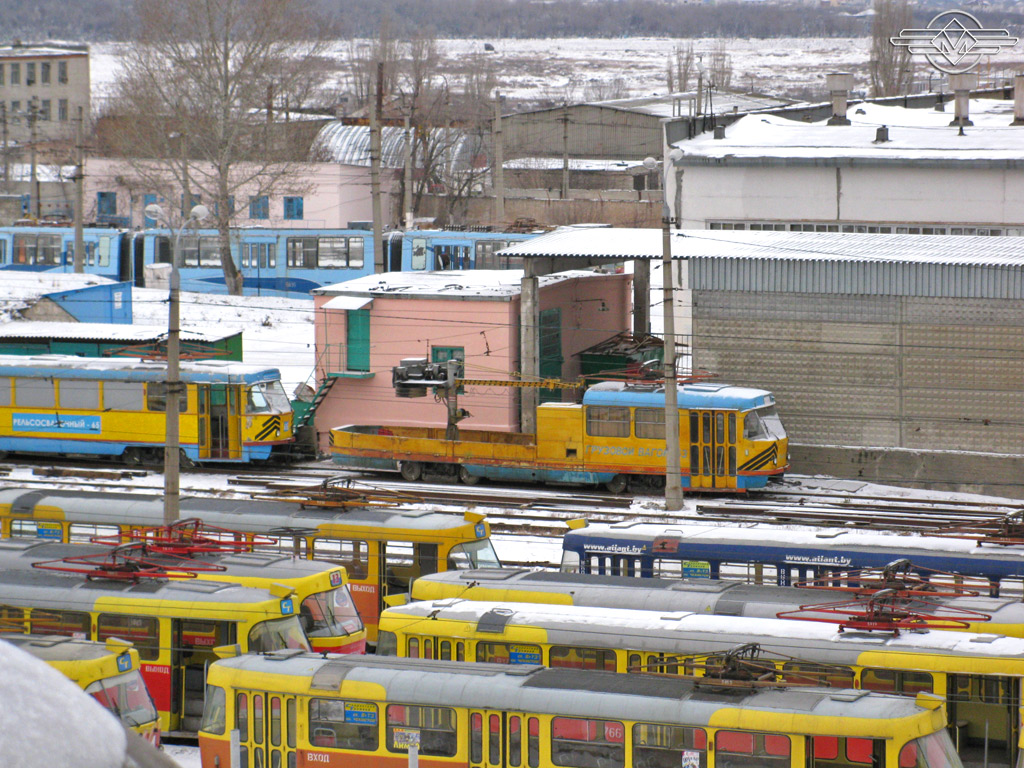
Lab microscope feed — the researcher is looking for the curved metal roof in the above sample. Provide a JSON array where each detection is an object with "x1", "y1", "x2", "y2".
[{"x1": 311, "y1": 122, "x2": 488, "y2": 174}]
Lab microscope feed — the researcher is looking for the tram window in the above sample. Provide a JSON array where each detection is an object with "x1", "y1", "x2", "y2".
[
  {"x1": 813, "y1": 736, "x2": 881, "y2": 766},
  {"x1": 26, "y1": 608, "x2": 89, "y2": 638},
  {"x1": 628, "y1": 653, "x2": 642, "y2": 672},
  {"x1": 270, "y1": 697, "x2": 282, "y2": 746},
  {"x1": 180, "y1": 619, "x2": 229, "y2": 651},
  {"x1": 478, "y1": 642, "x2": 541, "y2": 665},
  {"x1": 98, "y1": 614, "x2": 160, "y2": 660},
  {"x1": 58, "y1": 379, "x2": 100, "y2": 410},
  {"x1": 528, "y1": 718, "x2": 540, "y2": 768},
  {"x1": 253, "y1": 694, "x2": 264, "y2": 744},
  {"x1": 10, "y1": 519, "x2": 39, "y2": 537},
  {"x1": 411, "y1": 238, "x2": 427, "y2": 270},
  {"x1": 287, "y1": 699, "x2": 296, "y2": 749},
  {"x1": 201, "y1": 685, "x2": 227, "y2": 735},
  {"x1": 386, "y1": 705, "x2": 457, "y2": 757},
  {"x1": 439, "y1": 640, "x2": 452, "y2": 660},
  {"x1": 0, "y1": 377, "x2": 11, "y2": 406},
  {"x1": 550, "y1": 646, "x2": 616, "y2": 671},
  {"x1": 311, "y1": 538, "x2": 368, "y2": 580},
  {"x1": 510, "y1": 715, "x2": 522, "y2": 766},
  {"x1": 15, "y1": 377, "x2": 55, "y2": 408},
  {"x1": 146, "y1": 382, "x2": 187, "y2": 412},
  {"x1": 899, "y1": 733, "x2": 961, "y2": 768},
  {"x1": 448, "y1": 539, "x2": 502, "y2": 570},
  {"x1": 635, "y1": 408, "x2": 665, "y2": 440},
  {"x1": 634, "y1": 724, "x2": 706, "y2": 768},
  {"x1": 237, "y1": 693, "x2": 249, "y2": 741},
  {"x1": 424, "y1": 638, "x2": 433, "y2": 659},
  {"x1": 69, "y1": 523, "x2": 120, "y2": 542},
  {"x1": 489, "y1": 714, "x2": 501, "y2": 763},
  {"x1": 286, "y1": 238, "x2": 317, "y2": 268},
  {"x1": 267, "y1": 244, "x2": 276, "y2": 268},
  {"x1": 551, "y1": 717, "x2": 625, "y2": 768},
  {"x1": 716, "y1": 731, "x2": 790, "y2": 768},
  {"x1": 103, "y1": 381, "x2": 145, "y2": 411},
  {"x1": 862, "y1": 669, "x2": 933, "y2": 694},
  {"x1": 383, "y1": 541, "x2": 438, "y2": 593},
  {"x1": 949, "y1": 673, "x2": 1014, "y2": 705},
  {"x1": 586, "y1": 406, "x2": 631, "y2": 438},
  {"x1": 781, "y1": 662, "x2": 854, "y2": 688},
  {"x1": 471, "y1": 712, "x2": 483, "y2": 762}
]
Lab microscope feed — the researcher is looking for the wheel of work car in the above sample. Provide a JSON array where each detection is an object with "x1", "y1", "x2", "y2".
[
  {"x1": 400, "y1": 461, "x2": 423, "y2": 482},
  {"x1": 458, "y1": 466, "x2": 481, "y2": 486},
  {"x1": 604, "y1": 474, "x2": 629, "y2": 494}
]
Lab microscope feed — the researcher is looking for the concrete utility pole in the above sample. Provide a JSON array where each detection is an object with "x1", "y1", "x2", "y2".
[
  {"x1": 370, "y1": 61, "x2": 384, "y2": 273},
  {"x1": 561, "y1": 105, "x2": 570, "y2": 200},
  {"x1": 73, "y1": 107, "x2": 85, "y2": 273},
  {"x1": 1, "y1": 104, "x2": 8, "y2": 192},
  {"x1": 493, "y1": 91, "x2": 504, "y2": 224},
  {"x1": 403, "y1": 110, "x2": 413, "y2": 230},
  {"x1": 29, "y1": 98, "x2": 39, "y2": 219}
]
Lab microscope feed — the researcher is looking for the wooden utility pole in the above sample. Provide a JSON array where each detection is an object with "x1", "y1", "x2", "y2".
[
  {"x1": 403, "y1": 111, "x2": 413, "y2": 230},
  {"x1": 493, "y1": 91, "x2": 504, "y2": 225},
  {"x1": 73, "y1": 107, "x2": 85, "y2": 273},
  {"x1": 370, "y1": 61, "x2": 384, "y2": 272},
  {"x1": 561, "y1": 105, "x2": 570, "y2": 200}
]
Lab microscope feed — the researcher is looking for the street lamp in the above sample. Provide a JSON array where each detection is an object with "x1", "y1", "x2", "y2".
[
  {"x1": 144, "y1": 201, "x2": 210, "y2": 526},
  {"x1": 644, "y1": 149, "x2": 685, "y2": 511}
]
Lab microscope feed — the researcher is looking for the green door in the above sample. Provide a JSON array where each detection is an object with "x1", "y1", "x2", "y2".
[
  {"x1": 347, "y1": 309, "x2": 370, "y2": 372},
  {"x1": 539, "y1": 308, "x2": 563, "y2": 404}
]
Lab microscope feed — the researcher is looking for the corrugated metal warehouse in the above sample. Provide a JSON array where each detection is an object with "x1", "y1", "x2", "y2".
[{"x1": 501, "y1": 229, "x2": 1024, "y2": 497}]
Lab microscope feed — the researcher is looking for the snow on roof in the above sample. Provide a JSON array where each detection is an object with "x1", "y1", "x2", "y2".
[
  {"x1": 590, "y1": 89, "x2": 793, "y2": 117},
  {"x1": 0, "y1": 272, "x2": 114, "y2": 322},
  {"x1": 0, "y1": 321, "x2": 231, "y2": 342},
  {"x1": 0, "y1": 638, "x2": 127, "y2": 768},
  {"x1": 6, "y1": 164, "x2": 78, "y2": 183},
  {"x1": 674, "y1": 99, "x2": 1024, "y2": 164},
  {"x1": 311, "y1": 122, "x2": 486, "y2": 171},
  {"x1": 498, "y1": 227, "x2": 1024, "y2": 267},
  {"x1": 0, "y1": 44, "x2": 88, "y2": 59},
  {"x1": 315, "y1": 268, "x2": 616, "y2": 299}
]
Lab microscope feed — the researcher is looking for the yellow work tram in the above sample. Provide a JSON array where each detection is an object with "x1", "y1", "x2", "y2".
[
  {"x1": 0, "y1": 537, "x2": 366, "y2": 654},
  {"x1": 0, "y1": 487, "x2": 498, "y2": 643},
  {"x1": 0, "y1": 567, "x2": 309, "y2": 736},
  {"x1": 3, "y1": 633, "x2": 161, "y2": 744},
  {"x1": 379, "y1": 598, "x2": 1024, "y2": 767},
  {"x1": 198, "y1": 652, "x2": 960, "y2": 768},
  {"x1": 0, "y1": 354, "x2": 294, "y2": 464}
]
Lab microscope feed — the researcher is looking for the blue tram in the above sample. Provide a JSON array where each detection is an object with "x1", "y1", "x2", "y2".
[
  {"x1": 0, "y1": 225, "x2": 545, "y2": 298},
  {"x1": 561, "y1": 520, "x2": 1024, "y2": 596}
]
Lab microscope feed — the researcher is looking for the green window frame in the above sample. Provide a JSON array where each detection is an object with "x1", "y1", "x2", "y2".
[{"x1": 346, "y1": 309, "x2": 370, "y2": 372}]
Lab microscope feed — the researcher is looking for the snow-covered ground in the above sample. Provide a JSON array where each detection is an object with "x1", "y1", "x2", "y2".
[{"x1": 90, "y1": 37, "x2": 879, "y2": 106}]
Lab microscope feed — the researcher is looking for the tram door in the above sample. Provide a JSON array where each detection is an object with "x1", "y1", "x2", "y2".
[
  {"x1": 688, "y1": 410, "x2": 737, "y2": 490},
  {"x1": 197, "y1": 385, "x2": 211, "y2": 460},
  {"x1": 206, "y1": 385, "x2": 242, "y2": 460},
  {"x1": 171, "y1": 619, "x2": 234, "y2": 734},
  {"x1": 470, "y1": 710, "x2": 530, "y2": 768}
]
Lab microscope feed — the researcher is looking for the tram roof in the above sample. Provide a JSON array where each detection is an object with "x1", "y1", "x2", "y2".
[
  {"x1": 386, "y1": 598, "x2": 1021, "y2": 660},
  {"x1": 213, "y1": 652, "x2": 931, "y2": 725},
  {"x1": 0, "y1": 488, "x2": 486, "y2": 535},
  {"x1": 582, "y1": 380, "x2": 774, "y2": 410},
  {"x1": 0, "y1": 354, "x2": 280, "y2": 385},
  {"x1": 0, "y1": 568, "x2": 286, "y2": 609},
  {"x1": 4, "y1": 634, "x2": 120, "y2": 662}
]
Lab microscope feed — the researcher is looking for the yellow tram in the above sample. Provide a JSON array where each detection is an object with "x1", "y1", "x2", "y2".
[
  {"x1": 198, "y1": 652, "x2": 961, "y2": 768},
  {"x1": 378, "y1": 598, "x2": 1024, "y2": 766},
  {"x1": 0, "y1": 487, "x2": 498, "y2": 643},
  {"x1": 0, "y1": 354, "x2": 294, "y2": 464},
  {"x1": 2, "y1": 634, "x2": 161, "y2": 744}
]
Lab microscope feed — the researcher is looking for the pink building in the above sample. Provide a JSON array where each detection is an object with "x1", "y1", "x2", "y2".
[
  {"x1": 83, "y1": 157, "x2": 395, "y2": 229},
  {"x1": 312, "y1": 269, "x2": 632, "y2": 447}
]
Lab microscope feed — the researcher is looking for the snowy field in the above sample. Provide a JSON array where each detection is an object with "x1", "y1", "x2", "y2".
[{"x1": 90, "y1": 36, "x2": 878, "y2": 105}]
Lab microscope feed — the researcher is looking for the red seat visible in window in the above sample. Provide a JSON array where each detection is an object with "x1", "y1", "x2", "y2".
[
  {"x1": 553, "y1": 718, "x2": 590, "y2": 741},
  {"x1": 717, "y1": 732, "x2": 754, "y2": 754},
  {"x1": 765, "y1": 735, "x2": 790, "y2": 757},
  {"x1": 847, "y1": 738, "x2": 874, "y2": 764},
  {"x1": 312, "y1": 729, "x2": 336, "y2": 747},
  {"x1": 814, "y1": 737, "x2": 839, "y2": 760},
  {"x1": 900, "y1": 743, "x2": 918, "y2": 768},
  {"x1": 693, "y1": 730, "x2": 707, "y2": 750}
]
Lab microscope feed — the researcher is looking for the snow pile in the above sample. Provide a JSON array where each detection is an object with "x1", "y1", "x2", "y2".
[{"x1": 0, "y1": 638, "x2": 127, "y2": 768}]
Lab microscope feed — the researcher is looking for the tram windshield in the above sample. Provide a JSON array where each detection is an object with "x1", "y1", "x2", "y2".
[
  {"x1": 85, "y1": 669, "x2": 159, "y2": 728},
  {"x1": 247, "y1": 616, "x2": 311, "y2": 653},
  {"x1": 299, "y1": 587, "x2": 364, "y2": 638},
  {"x1": 245, "y1": 381, "x2": 291, "y2": 414},
  {"x1": 743, "y1": 405, "x2": 786, "y2": 441},
  {"x1": 898, "y1": 731, "x2": 963, "y2": 768},
  {"x1": 448, "y1": 539, "x2": 501, "y2": 569}
]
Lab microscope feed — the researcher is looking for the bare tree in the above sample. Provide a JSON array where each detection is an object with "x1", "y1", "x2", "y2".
[
  {"x1": 870, "y1": 0, "x2": 914, "y2": 97},
  {"x1": 105, "y1": 0, "x2": 330, "y2": 294},
  {"x1": 674, "y1": 43, "x2": 695, "y2": 92}
]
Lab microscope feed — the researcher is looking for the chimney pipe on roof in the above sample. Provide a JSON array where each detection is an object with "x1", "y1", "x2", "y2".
[
  {"x1": 1013, "y1": 74, "x2": 1024, "y2": 126},
  {"x1": 874, "y1": 125, "x2": 890, "y2": 143},
  {"x1": 949, "y1": 73, "x2": 978, "y2": 127},
  {"x1": 826, "y1": 72, "x2": 855, "y2": 126},
  {"x1": 713, "y1": 125, "x2": 726, "y2": 140}
]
